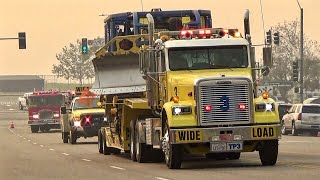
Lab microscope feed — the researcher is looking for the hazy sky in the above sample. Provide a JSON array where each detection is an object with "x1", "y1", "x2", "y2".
[{"x1": 0, "y1": 0, "x2": 318, "y2": 75}]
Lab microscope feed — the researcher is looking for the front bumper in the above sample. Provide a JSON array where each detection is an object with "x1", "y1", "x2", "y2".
[
  {"x1": 170, "y1": 124, "x2": 281, "y2": 144},
  {"x1": 71, "y1": 124, "x2": 101, "y2": 137},
  {"x1": 28, "y1": 119, "x2": 60, "y2": 126},
  {"x1": 296, "y1": 121, "x2": 320, "y2": 131}
]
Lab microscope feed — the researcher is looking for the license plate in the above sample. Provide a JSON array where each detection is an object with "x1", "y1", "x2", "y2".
[
  {"x1": 251, "y1": 126, "x2": 276, "y2": 139},
  {"x1": 210, "y1": 141, "x2": 243, "y2": 152}
]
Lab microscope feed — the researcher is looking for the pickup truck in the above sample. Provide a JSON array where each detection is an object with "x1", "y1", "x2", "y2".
[
  {"x1": 60, "y1": 96, "x2": 106, "y2": 144},
  {"x1": 18, "y1": 92, "x2": 32, "y2": 110}
]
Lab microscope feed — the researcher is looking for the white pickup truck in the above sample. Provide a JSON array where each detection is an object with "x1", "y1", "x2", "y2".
[{"x1": 18, "y1": 92, "x2": 32, "y2": 110}]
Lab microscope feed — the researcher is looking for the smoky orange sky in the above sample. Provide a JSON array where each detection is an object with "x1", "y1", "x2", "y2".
[{"x1": 0, "y1": 0, "x2": 318, "y2": 75}]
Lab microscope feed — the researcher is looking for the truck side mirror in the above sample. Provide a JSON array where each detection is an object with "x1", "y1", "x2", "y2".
[
  {"x1": 61, "y1": 106, "x2": 67, "y2": 114},
  {"x1": 263, "y1": 47, "x2": 272, "y2": 67}
]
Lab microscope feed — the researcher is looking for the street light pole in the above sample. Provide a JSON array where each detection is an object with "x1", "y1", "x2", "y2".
[{"x1": 297, "y1": 0, "x2": 304, "y2": 103}]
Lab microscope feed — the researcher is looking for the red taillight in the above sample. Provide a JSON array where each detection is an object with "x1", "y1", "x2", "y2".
[
  {"x1": 204, "y1": 105, "x2": 212, "y2": 112},
  {"x1": 239, "y1": 104, "x2": 246, "y2": 110},
  {"x1": 180, "y1": 30, "x2": 193, "y2": 37},
  {"x1": 85, "y1": 116, "x2": 91, "y2": 124},
  {"x1": 199, "y1": 29, "x2": 212, "y2": 35},
  {"x1": 298, "y1": 113, "x2": 302, "y2": 120}
]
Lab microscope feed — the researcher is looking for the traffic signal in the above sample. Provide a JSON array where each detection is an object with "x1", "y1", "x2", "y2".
[
  {"x1": 266, "y1": 30, "x2": 272, "y2": 45},
  {"x1": 18, "y1": 32, "x2": 26, "y2": 49},
  {"x1": 81, "y1": 38, "x2": 88, "y2": 54},
  {"x1": 273, "y1": 32, "x2": 280, "y2": 45},
  {"x1": 292, "y1": 61, "x2": 299, "y2": 82}
]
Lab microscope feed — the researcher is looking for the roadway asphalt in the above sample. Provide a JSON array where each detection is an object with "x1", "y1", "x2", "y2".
[{"x1": 0, "y1": 99, "x2": 320, "y2": 180}]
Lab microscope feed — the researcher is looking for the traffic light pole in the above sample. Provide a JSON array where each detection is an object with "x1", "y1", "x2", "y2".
[{"x1": 299, "y1": 7, "x2": 304, "y2": 103}]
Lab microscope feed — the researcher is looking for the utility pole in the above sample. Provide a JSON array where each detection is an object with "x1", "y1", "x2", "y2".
[{"x1": 297, "y1": 0, "x2": 304, "y2": 103}]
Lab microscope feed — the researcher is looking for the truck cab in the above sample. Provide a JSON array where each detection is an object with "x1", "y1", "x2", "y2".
[
  {"x1": 60, "y1": 96, "x2": 106, "y2": 144},
  {"x1": 27, "y1": 91, "x2": 65, "y2": 133}
]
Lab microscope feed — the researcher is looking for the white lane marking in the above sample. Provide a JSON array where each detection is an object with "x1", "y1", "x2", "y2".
[
  {"x1": 40, "y1": 145, "x2": 44, "y2": 148},
  {"x1": 155, "y1": 177, "x2": 170, "y2": 180},
  {"x1": 28, "y1": 140, "x2": 31, "y2": 142},
  {"x1": 110, "y1": 166, "x2": 125, "y2": 170},
  {"x1": 49, "y1": 149, "x2": 55, "y2": 151},
  {"x1": 8, "y1": 129, "x2": 14, "y2": 133},
  {"x1": 33, "y1": 142, "x2": 37, "y2": 145},
  {"x1": 62, "y1": 153, "x2": 69, "y2": 156},
  {"x1": 82, "y1": 159, "x2": 91, "y2": 162},
  {"x1": 23, "y1": 138, "x2": 26, "y2": 140},
  {"x1": 6, "y1": 105, "x2": 11, "y2": 107},
  {"x1": 9, "y1": 109, "x2": 14, "y2": 111}
]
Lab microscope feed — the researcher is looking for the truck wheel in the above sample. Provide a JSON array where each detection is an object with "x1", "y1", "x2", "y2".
[
  {"x1": 259, "y1": 140, "x2": 278, "y2": 166},
  {"x1": 311, "y1": 131, "x2": 319, "y2": 137},
  {"x1": 31, "y1": 126, "x2": 39, "y2": 133},
  {"x1": 69, "y1": 130, "x2": 76, "y2": 144},
  {"x1": 62, "y1": 132, "x2": 68, "y2": 143},
  {"x1": 98, "y1": 129, "x2": 103, "y2": 154},
  {"x1": 163, "y1": 127, "x2": 183, "y2": 169},
  {"x1": 19, "y1": 103, "x2": 23, "y2": 110},
  {"x1": 291, "y1": 122, "x2": 298, "y2": 136},
  {"x1": 228, "y1": 152, "x2": 241, "y2": 160},
  {"x1": 135, "y1": 121, "x2": 150, "y2": 163},
  {"x1": 281, "y1": 123, "x2": 289, "y2": 135},
  {"x1": 130, "y1": 120, "x2": 137, "y2": 161},
  {"x1": 102, "y1": 135, "x2": 111, "y2": 155}
]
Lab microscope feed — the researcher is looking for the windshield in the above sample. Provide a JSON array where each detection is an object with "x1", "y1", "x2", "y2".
[
  {"x1": 302, "y1": 106, "x2": 320, "y2": 113},
  {"x1": 73, "y1": 98, "x2": 100, "y2": 110},
  {"x1": 168, "y1": 46, "x2": 248, "y2": 71},
  {"x1": 28, "y1": 95, "x2": 65, "y2": 107}
]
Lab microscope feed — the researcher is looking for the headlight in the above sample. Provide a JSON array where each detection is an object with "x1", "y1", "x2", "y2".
[
  {"x1": 255, "y1": 103, "x2": 275, "y2": 112},
  {"x1": 32, "y1": 114, "x2": 39, "y2": 119},
  {"x1": 74, "y1": 121, "x2": 81, "y2": 127},
  {"x1": 53, "y1": 113, "x2": 59, "y2": 118},
  {"x1": 172, "y1": 106, "x2": 192, "y2": 115}
]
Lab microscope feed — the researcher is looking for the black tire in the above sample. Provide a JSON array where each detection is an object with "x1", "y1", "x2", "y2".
[
  {"x1": 259, "y1": 140, "x2": 278, "y2": 166},
  {"x1": 291, "y1": 122, "x2": 298, "y2": 136},
  {"x1": 98, "y1": 129, "x2": 103, "y2": 154},
  {"x1": 163, "y1": 122, "x2": 183, "y2": 169},
  {"x1": 19, "y1": 103, "x2": 23, "y2": 110},
  {"x1": 63, "y1": 132, "x2": 68, "y2": 143},
  {"x1": 112, "y1": 148, "x2": 121, "y2": 155},
  {"x1": 31, "y1": 125, "x2": 39, "y2": 133},
  {"x1": 102, "y1": 134, "x2": 111, "y2": 155},
  {"x1": 311, "y1": 131, "x2": 319, "y2": 137},
  {"x1": 281, "y1": 123, "x2": 289, "y2": 135},
  {"x1": 69, "y1": 130, "x2": 76, "y2": 144},
  {"x1": 166, "y1": 144, "x2": 183, "y2": 169},
  {"x1": 228, "y1": 152, "x2": 241, "y2": 160},
  {"x1": 135, "y1": 121, "x2": 149, "y2": 163},
  {"x1": 130, "y1": 120, "x2": 137, "y2": 161}
]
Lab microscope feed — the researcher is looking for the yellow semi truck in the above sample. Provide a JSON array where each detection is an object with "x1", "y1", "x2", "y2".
[{"x1": 91, "y1": 9, "x2": 281, "y2": 169}]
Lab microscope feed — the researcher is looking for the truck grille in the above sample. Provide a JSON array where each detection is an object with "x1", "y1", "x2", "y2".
[
  {"x1": 39, "y1": 110, "x2": 53, "y2": 119},
  {"x1": 197, "y1": 78, "x2": 252, "y2": 125},
  {"x1": 81, "y1": 114, "x2": 104, "y2": 127}
]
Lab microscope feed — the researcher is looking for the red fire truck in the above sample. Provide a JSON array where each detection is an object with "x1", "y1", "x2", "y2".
[{"x1": 27, "y1": 90, "x2": 66, "y2": 133}]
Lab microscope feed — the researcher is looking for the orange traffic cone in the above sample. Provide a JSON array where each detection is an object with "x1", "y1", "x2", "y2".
[{"x1": 10, "y1": 121, "x2": 15, "y2": 129}]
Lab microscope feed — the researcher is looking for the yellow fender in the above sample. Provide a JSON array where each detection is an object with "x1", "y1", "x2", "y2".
[
  {"x1": 253, "y1": 97, "x2": 280, "y2": 124},
  {"x1": 162, "y1": 101, "x2": 197, "y2": 128}
]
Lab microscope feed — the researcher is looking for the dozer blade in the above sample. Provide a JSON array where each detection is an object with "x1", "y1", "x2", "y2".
[{"x1": 91, "y1": 53, "x2": 146, "y2": 95}]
